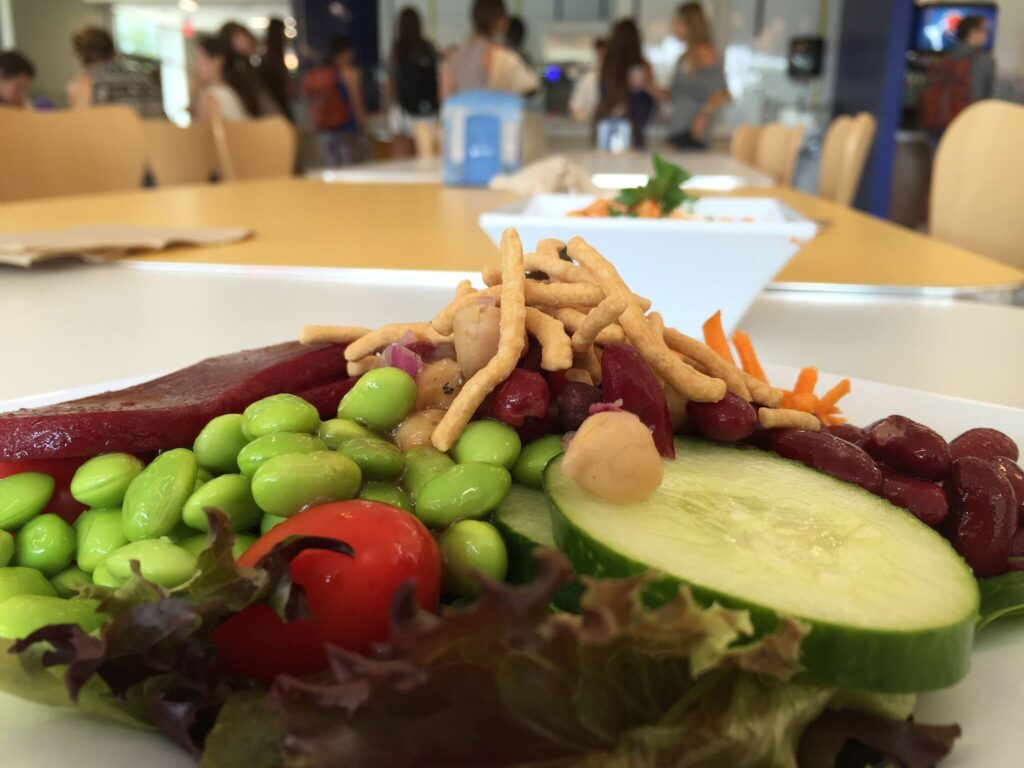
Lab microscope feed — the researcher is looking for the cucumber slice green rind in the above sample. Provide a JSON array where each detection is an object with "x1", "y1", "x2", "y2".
[
  {"x1": 545, "y1": 437, "x2": 979, "y2": 693},
  {"x1": 977, "y1": 571, "x2": 1024, "y2": 631}
]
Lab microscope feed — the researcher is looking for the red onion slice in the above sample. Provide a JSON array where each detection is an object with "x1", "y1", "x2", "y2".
[
  {"x1": 381, "y1": 343, "x2": 423, "y2": 379},
  {"x1": 589, "y1": 399, "x2": 625, "y2": 416}
]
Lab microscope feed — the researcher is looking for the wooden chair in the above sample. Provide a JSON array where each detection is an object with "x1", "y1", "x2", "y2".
[
  {"x1": 0, "y1": 105, "x2": 145, "y2": 202},
  {"x1": 818, "y1": 112, "x2": 877, "y2": 206},
  {"x1": 143, "y1": 119, "x2": 218, "y2": 186},
  {"x1": 754, "y1": 122, "x2": 805, "y2": 186},
  {"x1": 211, "y1": 115, "x2": 296, "y2": 181},
  {"x1": 930, "y1": 100, "x2": 1024, "y2": 269},
  {"x1": 729, "y1": 124, "x2": 760, "y2": 165}
]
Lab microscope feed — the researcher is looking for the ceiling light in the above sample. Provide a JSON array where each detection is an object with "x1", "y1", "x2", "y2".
[
  {"x1": 284, "y1": 52, "x2": 299, "y2": 71},
  {"x1": 177, "y1": 0, "x2": 198, "y2": 12},
  {"x1": 248, "y1": 16, "x2": 271, "y2": 30}
]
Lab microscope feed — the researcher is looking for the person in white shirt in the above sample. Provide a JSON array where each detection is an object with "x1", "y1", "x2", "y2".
[
  {"x1": 568, "y1": 38, "x2": 607, "y2": 123},
  {"x1": 194, "y1": 35, "x2": 267, "y2": 122}
]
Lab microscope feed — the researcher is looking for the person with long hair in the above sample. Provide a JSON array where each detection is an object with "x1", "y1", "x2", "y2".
[
  {"x1": 194, "y1": 35, "x2": 263, "y2": 121},
  {"x1": 389, "y1": 5, "x2": 439, "y2": 144},
  {"x1": 594, "y1": 19, "x2": 656, "y2": 148},
  {"x1": 666, "y1": 2, "x2": 730, "y2": 149},
  {"x1": 259, "y1": 18, "x2": 294, "y2": 120},
  {"x1": 441, "y1": 0, "x2": 538, "y2": 99}
]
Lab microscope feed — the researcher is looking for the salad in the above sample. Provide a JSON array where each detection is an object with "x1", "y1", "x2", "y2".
[{"x1": 0, "y1": 229, "x2": 1022, "y2": 767}]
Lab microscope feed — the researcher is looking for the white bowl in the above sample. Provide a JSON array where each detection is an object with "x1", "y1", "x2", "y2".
[{"x1": 480, "y1": 194, "x2": 818, "y2": 335}]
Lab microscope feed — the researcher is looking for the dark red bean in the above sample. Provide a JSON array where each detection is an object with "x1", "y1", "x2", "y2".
[
  {"x1": 879, "y1": 468, "x2": 948, "y2": 528},
  {"x1": 946, "y1": 457, "x2": 1019, "y2": 578},
  {"x1": 686, "y1": 392, "x2": 756, "y2": 444},
  {"x1": 556, "y1": 382, "x2": 603, "y2": 432},
  {"x1": 486, "y1": 369, "x2": 549, "y2": 428},
  {"x1": 763, "y1": 429, "x2": 883, "y2": 492},
  {"x1": 862, "y1": 415, "x2": 951, "y2": 481},
  {"x1": 950, "y1": 428, "x2": 1020, "y2": 463},
  {"x1": 516, "y1": 409, "x2": 558, "y2": 444},
  {"x1": 544, "y1": 369, "x2": 568, "y2": 399},
  {"x1": 1008, "y1": 558, "x2": 1024, "y2": 572},
  {"x1": 601, "y1": 343, "x2": 675, "y2": 458},
  {"x1": 518, "y1": 337, "x2": 543, "y2": 371},
  {"x1": 826, "y1": 423, "x2": 867, "y2": 448},
  {"x1": 989, "y1": 456, "x2": 1024, "y2": 518},
  {"x1": 1012, "y1": 528, "x2": 1024, "y2": 558}
]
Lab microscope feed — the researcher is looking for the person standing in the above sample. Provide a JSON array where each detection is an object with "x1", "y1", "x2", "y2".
[
  {"x1": 67, "y1": 27, "x2": 165, "y2": 118},
  {"x1": 389, "y1": 7, "x2": 439, "y2": 150},
  {"x1": 0, "y1": 50, "x2": 35, "y2": 108},
  {"x1": 665, "y1": 3, "x2": 730, "y2": 150},
  {"x1": 920, "y1": 14, "x2": 996, "y2": 132},
  {"x1": 505, "y1": 15, "x2": 531, "y2": 67},
  {"x1": 302, "y1": 36, "x2": 368, "y2": 166},
  {"x1": 569, "y1": 38, "x2": 606, "y2": 123},
  {"x1": 259, "y1": 18, "x2": 294, "y2": 120},
  {"x1": 441, "y1": 0, "x2": 538, "y2": 99},
  {"x1": 594, "y1": 19, "x2": 656, "y2": 149},
  {"x1": 950, "y1": 14, "x2": 995, "y2": 102},
  {"x1": 193, "y1": 35, "x2": 263, "y2": 122}
]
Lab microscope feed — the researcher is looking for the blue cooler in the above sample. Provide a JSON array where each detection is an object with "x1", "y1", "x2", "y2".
[{"x1": 442, "y1": 91, "x2": 525, "y2": 186}]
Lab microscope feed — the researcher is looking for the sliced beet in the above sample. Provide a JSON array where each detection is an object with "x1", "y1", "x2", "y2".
[
  {"x1": 600, "y1": 343, "x2": 675, "y2": 458},
  {"x1": 297, "y1": 378, "x2": 357, "y2": 421}
]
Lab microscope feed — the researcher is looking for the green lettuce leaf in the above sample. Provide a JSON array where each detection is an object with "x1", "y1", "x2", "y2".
[{"x1": 977, "y1": 570, "x2": 1024, "y2": 631}]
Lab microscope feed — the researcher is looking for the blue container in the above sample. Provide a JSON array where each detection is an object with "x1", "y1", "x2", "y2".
[{"x1": 442, "y1": 91, "x2": 525, "y2": 187}]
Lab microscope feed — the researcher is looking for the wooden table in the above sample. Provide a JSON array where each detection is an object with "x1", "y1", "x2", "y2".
[{"x1": 0, "y1": 178, "x2": 1020, "y2": 292}]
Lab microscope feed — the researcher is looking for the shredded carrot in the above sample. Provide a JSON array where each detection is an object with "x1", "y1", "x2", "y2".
[
  {"x1": 788, "y1": 392, "x2": 817, "y2": 413},
  {"x1": 702, "y1": 311, "x2": 736, "y2": 366},
  {"x1": 817, "y1": 378, "x2": 851, "y2": 411},
  {"x1": 793, "y1": 367, "x2": 818, "y2": 396},
  {"x1": 731, "y1": 330, "x2": 767, "y2": 383}
]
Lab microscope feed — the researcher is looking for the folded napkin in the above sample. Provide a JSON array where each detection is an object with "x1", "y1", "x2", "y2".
[
  {"x1": 489, "y1": 155, "x2": 598, "y2": 196},
  {"x1": 0, "y1": 225, "x2": 253, "y2": 268}
]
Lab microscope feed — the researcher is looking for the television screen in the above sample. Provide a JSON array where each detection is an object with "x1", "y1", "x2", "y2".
[{"x1": 914, "y1": 5, "x2": 998, "y2": 52}]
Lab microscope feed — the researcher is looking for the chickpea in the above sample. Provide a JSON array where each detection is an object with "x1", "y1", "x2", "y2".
[
  {"x1": 416, "y1": 358, "x2": 463, "y2": 411},
  {"x1": 561, "y1": 411, "x2": 663, "y2": 504},
  {"x1": 393, "y1": 409, "x2": 445, "y2": 452},
  {"x1": 453, "y1": 304, "x2": 500, "y2": 378},
  {"x1": 565, "y1": 368, "x2": 593, "y2": 386},
  {"x1": 662, "y1": 382, "x2": 689, "y2": 433}
]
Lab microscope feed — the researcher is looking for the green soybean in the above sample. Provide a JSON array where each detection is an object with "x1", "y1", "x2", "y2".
[
  {"x1": 195, "y1": 467, "x2": 214, "y2": 490},
  {"x1": 15, "y1": 514, "x2": 76, "y2": 576},
  {"x1": 414, "y1": 463, "x2": 512, "y2": 528},
  {"x1": 452, "y1": 420, "x2": 522, "y2": 469},
  {"x1": 358, "y1": 483, "x2": 413, "y2": 512},
  {"x1": 91, "y1": 563, "x2": 122, "y2": 588},
  {"x1": 182, "y1": 474, "x2": 261, "y2": 532},
  {"x1": 0, "y1": 596, "x2": 105, "y2": 640},
  {"x1": 260, "y1": 513, "x2": 287, "y2": 535},
  {"x1": 179, "y1": 533, "x2": 255, "y2": 560},
  {"x1": 337, "y1": 367, "x2": 417, "y2": 432},
  {"x1": 193, "y1": 414, "x2": 250, "y2": 474},
  {"x1": 0, "y1": 472, "x2": 55, "y2": 531},
  {"x1": 51, "y1": 566, "x2": 92, "y2": 597},
  {"x1": 122, "y1": 448, "x2": 198, "y2": 541},
  {"x1": 69, "y1": 453, "x2": 143, "y2": 509},
  {"x1": 318, "y1": 418, "x2": 376, "y2": 449},
  {"x1": 0, "y1": 530, "x2": 13, "y2": 567},
  {"x1": 105, "y1": 539, "x2": 198, "y2": 588},
  {"x1": 400, "y1": 446, "x2": 455, "y2": 499},
  {"x1": 236, "y1": 432, "x2": 328, "y2": 478},
  {"x1": 512, "y1": 434, "x2": 565, "y2": 488},
  {"x1": 251, "y1": 452, "x2": 361, "y2": 517},
  {"x1": 75, "y1": 508, "x2": 129, "y2": 574},
  {"x1": 439, "y1": 520, "x2": 509, "y2": 598},
  {"x1": 0, "y1": 567, "x2": 57, "y2": 602},
  {"x1": 243, "y1": 394, "x2": 320, "y2": 438},
  {"x1": 338, "y1": 437, "x2": 404, "y2": 481}
]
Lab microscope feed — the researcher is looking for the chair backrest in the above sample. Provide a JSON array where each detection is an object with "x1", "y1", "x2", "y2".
[
  {"x1": 143, "y1": 119, "x2": 218, "y2": 186},
  {"x1": 818, "y1": 112, "x2": 877, "y2": 206},
  {"x1": 729, "y1": 124, "x2": 760, "y2": 165},
  {"x1": 0, "y1": 105, "x2": 145, "y2": 202},
  {"x1": 930, "y1": 100, "x2": 1024, "y2": 269},
  {"x1": 754, "y1": 122, "x2": 805, "y2": 185},
  {"x1": 212, "y1": 115, "x2": 296, "y2": 181}
]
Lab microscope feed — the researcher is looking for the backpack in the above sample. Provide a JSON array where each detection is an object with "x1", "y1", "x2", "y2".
[
  {"x1": 301, "y1": 67, "x2": 351, "y2": 131},
  {"x1": 919, "y1": 57, "x2": 974, "y2": 132},
  {"x1": 396, "y1": 46, "x2": 439, "y2": 116}
]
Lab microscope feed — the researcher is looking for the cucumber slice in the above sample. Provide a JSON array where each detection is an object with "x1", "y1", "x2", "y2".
[{"x1": 546, "y1": 438, "x2": 979, "y2": 693}]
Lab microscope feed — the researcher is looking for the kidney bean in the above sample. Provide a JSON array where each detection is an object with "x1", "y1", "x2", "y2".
[
  {"x1": 862, "y1": 415, "x2": 951, "y2": 480},
  {"x1": 764, "y1": 429, "x2": 883, "y2": 492},
  {"x1": 950, "y1": 428, "x2": 1019, "y2": 463},
  {"x1": 556, "y1": 382, "x2": 603, "y2": 433},
  {"x1": 518, "y1": 338, "x2": 543, "y2": 371},
  {"x1": 516, "y1": 409, "x2": 558, "y2": 444},
  {"x1": 686, "y1": 392, "x2": 756, "y2": 444},
  {"x1": 486, "y1": 370, "x2": 549, "y2": 428},
  {"x1": 601, "y1": 344, "x2": 675, "y2": 458},
  {"x1": 879, "y1": 468, "x2": 948, "y2": 528},
  {"x1": 989, "y1": 456, "x2": 1024, "y2": 518},
  {"x1": 946, "y1": 457, "x2": 1018, "y2": 578},
  {"x1": 1012, "y1": 528, "x2": 1024, "y2": 558},
  {"x1": 544, "y1": 369, "x2": 568, "y2": 399},
  {"x1": 826, "y1": 423, "x2": 867, "y2": 448}
]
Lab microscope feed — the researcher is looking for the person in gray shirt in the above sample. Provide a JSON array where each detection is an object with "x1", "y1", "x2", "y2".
[{"x1": 950, "y1": 14, "x2": 995, "y2": 102}]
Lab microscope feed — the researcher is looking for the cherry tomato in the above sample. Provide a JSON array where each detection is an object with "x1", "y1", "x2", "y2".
[
  {"x1": 0, "y1": 457, "x2": 87, "y2": 524},
  {"x1": 213, "y1": 500, "x2": 441, "y2": 682}
]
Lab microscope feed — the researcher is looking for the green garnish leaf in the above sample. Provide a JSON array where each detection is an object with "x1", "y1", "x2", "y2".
[
  {"x1": 615, "y1": 153, "x2": 697, "y2": 215},
  {"x1": 977, "y1": 570, "x2": 1024, "y2": 631}
]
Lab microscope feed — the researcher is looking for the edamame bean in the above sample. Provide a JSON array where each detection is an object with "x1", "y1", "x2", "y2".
[
  {"x1": 121, "y1": 448, "x2": 197, "y2": 541},
  {"x1": 251, "y1": 452, "x2": 361, "y2": 517},
  {"x1": 182, "y1": 474, "x2": 261, "y2": 532},
  {"x1": 260, "y1": 513, "x2": 287, "y2": 535},
  {"x1": 193, "y1": 414, "x2": 250, "y2": 474},
  {"x1": 0, "y1": 530, "x2": 13, "y2": 567},
  {"x1": 105, "y1": 539, "x2": 198, "y2": 588},
  {"x1": 243, "y1": 394, "x2": 320, "y2": 438},
  {"x1": 318, "y1": 418, "x2": 376, "y2": 449},
  {"x1": 400, "y1": 446, "x2": 455, "y2": 499},
  {"x1": 69, "y1": 453, "x2": 143, "y2": 509},
  {"x1": 337, "y1": 367, "x2": 417, "y2": 432},
  {"x1": 452, "y1": 420, "x2": 522, "y2": 469},
  {"x1": 51, "y1": 566, "x2": 92, "y2": 597},
  {"x1": 0, "y1": 567, "x2": 57, "y2": 602},
  {"x1": 75, "y1": 508, "x2": 128, "y2": 574},
  {"x1": 195, "y1": 467, "x2": 214, "y2": 490},
  {"x1": 236, "y1": 433, "x2": 328, "y2": 478},
  {"x1": 414, "y1": 463, "x2": 511, "y2": 528},
  {"x1": 338, "y1": 438, "x2": 404, "y2": 481},
  {"x1": 165, "y1": 522, "x2": 199, "y2": 544},
  {"x1": 0, "y1": 472, "x2": 55, "y2": 531},
  {"x1": 91, "y1": 563, "x2": 121, "y2": 588},
  {"x1": 358, "y1": 483, "x2": 413, "y2": 512},
  {"x1": 179, "y1": 533, "x2": 255, "y2": 560},
  {"x1": 15, "y1": 514, "x2": 76, "y2": 576},
  {"x1": 0, "y1": 596, "x2": 105, "y2": 639},
  {"x1": 439, "y1": 520, "x2": 508, "y2": 598},
  {"x1": 512, "y1": 434, "x2": 565, "y2": 488}
]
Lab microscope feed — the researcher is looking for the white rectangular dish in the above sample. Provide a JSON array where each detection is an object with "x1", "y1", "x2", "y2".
[{"x1": 479, "y1": 195, "x2": 818, "y2": 335}]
